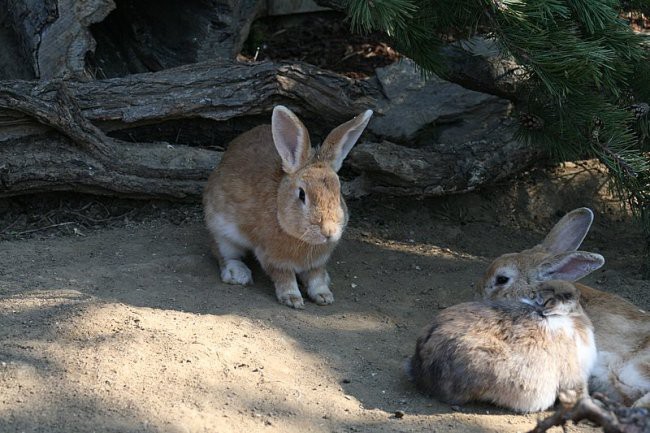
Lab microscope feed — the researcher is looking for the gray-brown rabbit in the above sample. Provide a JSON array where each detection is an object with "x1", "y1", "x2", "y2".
[
  {"x1": 478, "y1": 207, "x2": 649, "y2": 407},
  {"x1": 407, "y1": 280, "x2": 596, "y2": 413}
]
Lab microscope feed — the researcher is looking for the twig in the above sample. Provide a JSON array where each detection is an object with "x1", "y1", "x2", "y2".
[
  {"x1": 528, "y1": 394, "x2": 649, "y2": 433},
  {"x1": 64, "y1": 210, "x2": 134, "y2": 224},
  {"x1": 16, "y1": 222, "x2": 76, "y2": 235},
  {"x1": 0, "y1": 218, "x2": 21, "y2": 234}
]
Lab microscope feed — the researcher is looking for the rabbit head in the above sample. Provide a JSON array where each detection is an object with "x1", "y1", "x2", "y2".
[
  {"x1": 272, "y1": 106, "x2": 372, "y2": 245},
  {"x1": 479, "y1": 208, "x2": 605, "y2": 300}
]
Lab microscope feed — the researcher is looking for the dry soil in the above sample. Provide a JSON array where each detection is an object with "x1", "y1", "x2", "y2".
[{"x1": 0, "y1": 162, "x2": 648, "y2": 433}]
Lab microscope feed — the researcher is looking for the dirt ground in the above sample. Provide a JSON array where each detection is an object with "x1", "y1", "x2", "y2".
[{"x1": 0, "y1": 162, "x2": 648, "y2": 433}]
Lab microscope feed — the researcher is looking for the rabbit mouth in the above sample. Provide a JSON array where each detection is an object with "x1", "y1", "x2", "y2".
[
  {"x1": 298, "y1": 224, "x2": 341, "y2": 245},
  {"x1": 297, "y1": 230, "x2": 329, "y2": 245}
]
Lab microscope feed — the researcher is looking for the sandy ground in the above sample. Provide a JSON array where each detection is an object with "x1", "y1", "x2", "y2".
[{"x1": 0, "y1": 163, "x2": 648, "y2": 433}]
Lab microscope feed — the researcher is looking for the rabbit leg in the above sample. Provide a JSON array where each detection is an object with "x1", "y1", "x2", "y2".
[
  {"x1": 264, "y1": 265, "x2": 304, "y2": 309},
  {"x1": 298, "y1": 267, "x2": 334, "y2": 306},
  {"x1": 210, "y1": 236, "x2": 253, "y2": 286},
  {"x1": 558, "y1": 381, "x2": 588, "y2": 409},
  {"x1": 206, "y1": 212, "x2": 253, "y2": 285}
]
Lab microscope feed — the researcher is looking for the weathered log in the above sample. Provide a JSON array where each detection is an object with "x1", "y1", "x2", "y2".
[
  {"x1": 88, "y1": 0, "x2": 267, "y2": 78},
  {"x1": 345, "y1": 123, "x2": 542, "y2": 197},
  {"x1": 0, "y1": 59, "x2": 541, "y2": 200},
  {"x1": 0, "y1": 59, "x2": 379, "y2": 143},
  {"x1": 1, "y1": 0, "x2": 115, "y2": 79},
  {"x1": 0, "y1": 82, "x2": 219, "y2": 199},
  {"x1": 0, "y1": 133, "x2": 219, "y2": 199},
  {"x1": 0, "y1": 0, "x2": 268, "y2": 80},
  {"x1": 0, "y1": 60, "x2": 376, "y2": 199}
]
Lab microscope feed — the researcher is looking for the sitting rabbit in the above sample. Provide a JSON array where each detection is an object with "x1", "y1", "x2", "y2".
[{"x1": 203, "y1": 105, "x2": 372, "y2": 308}]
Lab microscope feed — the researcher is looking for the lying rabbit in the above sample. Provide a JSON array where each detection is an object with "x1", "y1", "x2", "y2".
[
  {"x1": 203, "y1": 105, "x2": 372, "y2": 308},
  {"x1": 478, "y1": 207, "x2": 649, "y2": 408},
  {"x1": 408, "y1": 280, "x2": 596, "y2": 413}
]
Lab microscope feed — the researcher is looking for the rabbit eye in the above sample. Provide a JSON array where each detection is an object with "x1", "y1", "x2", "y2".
[
  {"x1": 495, "y1": 275, "x2": 510, "y2": 285},
  {"x1": 298, "y1": 187, "x2": 306, "y2": 203}
]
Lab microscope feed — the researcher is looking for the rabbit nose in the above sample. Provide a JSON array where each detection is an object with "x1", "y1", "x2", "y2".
[{"x1": 321, "y1": 222, "x2": 340, "y2": 241}]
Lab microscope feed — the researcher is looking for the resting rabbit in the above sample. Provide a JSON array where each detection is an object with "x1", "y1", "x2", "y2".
[
  {"x1": 478, "y1": 207, "x2": 649, "y2": 407},
  {"x1": 408, "y1": 280, "x2": 596, "y2": 413}
]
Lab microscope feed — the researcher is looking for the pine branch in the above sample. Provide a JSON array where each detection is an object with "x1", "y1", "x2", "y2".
[{"x1": 329, "y1": 0, "x2": 650, "y2": 270}]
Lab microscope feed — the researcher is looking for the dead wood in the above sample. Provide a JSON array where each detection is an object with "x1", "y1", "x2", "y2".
[
  {"x1": 0, "y1": 57, "x2": 542, "y2": 200},
  {"x1": 0, "y1": 59, "x2": 378, "y2": 142},
  {"x1": 0, "y1": 60, "x2": 376, "y2": 199},
  {"x1": 346, "y1": 126, "x2": 542, "y2": 197},
  {"x1": 529, "y1": 395, "x2": 649, "y2": 433},
  {"x1": 0, "y1": 81, "x2": 218, "y2": 199},
  {"x1": 1, "y1": 0, "x2": 115, "y2": 79}
]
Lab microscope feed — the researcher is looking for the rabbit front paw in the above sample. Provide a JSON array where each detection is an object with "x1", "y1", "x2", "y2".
[
  {"x1": 308, "y1": 285, "x2": 334, "y2": 305},
  {"x1": 220, "y1": 260, "x2": 253, "y2": 285},
  {"x1": 277, "y1": 290, "x2": 305, "y2": 309}
]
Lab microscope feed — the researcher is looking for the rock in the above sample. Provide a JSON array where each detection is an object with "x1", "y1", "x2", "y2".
[{"x1": 369, "y1": 59, "x2": 511, "y2": 145}]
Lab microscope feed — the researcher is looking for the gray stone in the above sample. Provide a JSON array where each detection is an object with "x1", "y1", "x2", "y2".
[{"x1": 369, "y1": 59, "x2": 512, "y2": 145}]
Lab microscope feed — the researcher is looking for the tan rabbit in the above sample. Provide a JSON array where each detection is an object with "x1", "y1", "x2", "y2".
[
  {"x1": 203, "y1": 106, "x2": 373, "y2": 309},
  {"x1": 407, "y1": 280, "x2": 596, "y2": 413},
  {"x1": 478, "y1": 207, "x2": 650, "y2": 408}
]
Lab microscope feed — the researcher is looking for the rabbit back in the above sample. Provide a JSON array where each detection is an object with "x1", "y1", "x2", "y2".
[{"x1": 409, "y1": 299, "x2": 594, "y2": 412}]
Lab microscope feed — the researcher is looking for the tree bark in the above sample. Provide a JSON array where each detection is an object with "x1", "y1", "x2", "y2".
[
  {"x1": 1, "y1": 0, "x2": 116, "y2": 79},
  {"x1": 0, "y1": 59, "x2": 379, "y2": 142},
  {"x1": 0, "y1": 58, "x2": 541, "y2": 200},
  {"x1": 0, "y1": 60, "x2": 377, "y2": 199},
  {"x1": 346, "y1": 123, "x2": 542, "y2": 197},
  {"x1": 0, "y1": 0, "x2": 267, "y2": 80},
  {"x1": 87, "y1": 0, "x2": 267, "y2": 78}
]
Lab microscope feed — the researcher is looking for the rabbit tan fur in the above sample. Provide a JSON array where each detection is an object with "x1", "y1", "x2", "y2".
[
  {"x1": 203, "y1": 106, "x2": 372, "y2": 309},
  {"x1": 408, "y1": 280, "x2": 596, "y2": 413},
  {"x1": 478, "y1": 208, "x2": 650, "y2": 408}
]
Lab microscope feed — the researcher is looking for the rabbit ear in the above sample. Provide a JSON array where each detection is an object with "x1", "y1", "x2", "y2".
[
  {"x1": 272, "y1": 106, "x2": 311, "y2": 174},
  {"x1": 537, "y1": 251, "x2": 604, "y2": 282},
  {"x1": 316, "y1": 110, "x2": 373, "y2": 172},
  {"x1": 540, "y1": 208, "x2": 594, "y2": 254}
]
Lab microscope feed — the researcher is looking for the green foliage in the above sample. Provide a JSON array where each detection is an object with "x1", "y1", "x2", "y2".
[{"x1": 345, "y1": 0, "x2": 650, "y2": 269}]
